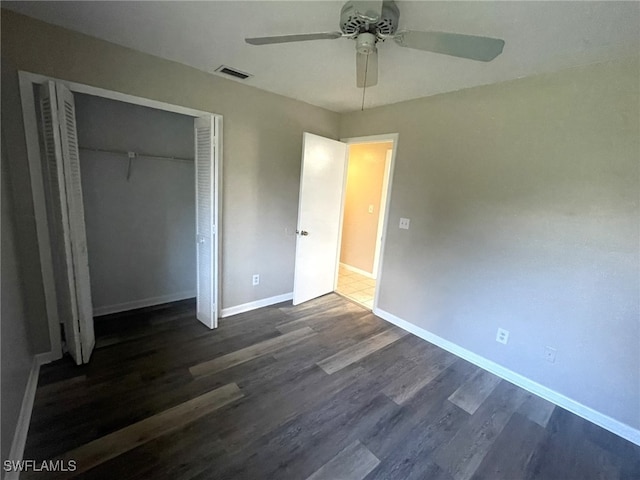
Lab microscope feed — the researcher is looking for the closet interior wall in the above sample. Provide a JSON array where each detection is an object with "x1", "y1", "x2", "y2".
[{"x1": 74, "y1": 93, "x2": 196, "y2": 316}]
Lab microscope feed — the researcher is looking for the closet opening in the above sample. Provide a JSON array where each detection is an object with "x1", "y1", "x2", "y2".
[
  {"x1": 73, "y1": 93, "x2": 197, "y2": 333},
  {"x1": 335, "y1": 139, "x2": 394, "y2": 310},
  {"x1": 20, "y1": 72, "x2": 221, "y2": 365}
]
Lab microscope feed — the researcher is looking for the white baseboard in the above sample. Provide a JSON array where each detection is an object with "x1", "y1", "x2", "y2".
[
  {"x1": 34, "y1": 351, "x2": 55, "y2": 366},
  {"x1": 221, "y1": 292, "x2": 293, "y2": 318},
  {"x1": 93, "y1": 291, "x2": 196, "y2": 317},
  {"x1": 6, "y1": 354, "x2": 47, "y2": 480},
  {"x1": 340, "y1": 262, "x2": 376, "y2": 279},
  {"x1": 373, "y1": 307, "x2": 640, "y2": 447}
]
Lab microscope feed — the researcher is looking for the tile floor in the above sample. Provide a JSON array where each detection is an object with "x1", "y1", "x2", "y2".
[{"x1": 335, "y1": 265, "x2": 376, "y2": 309}]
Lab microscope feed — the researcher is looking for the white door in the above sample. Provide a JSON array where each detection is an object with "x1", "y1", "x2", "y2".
[
  {"x1": 293, "y1": 133, "x2": 348, "y2": 305},
  {"x1": 195, "y1": 116, "x2": 217, "y2": 328},
  {"x1": 38, "y1": 81, "x2": 95, "y2": 364}
]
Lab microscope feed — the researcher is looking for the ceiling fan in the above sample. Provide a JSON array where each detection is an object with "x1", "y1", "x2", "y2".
[{"x1": 245, "y1": 1, "x2": 505, "y2": 89}]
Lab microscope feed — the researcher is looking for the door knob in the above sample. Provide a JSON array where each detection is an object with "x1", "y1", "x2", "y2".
[{"x1": 296, "y1": 230, "x2": 309, "y2": 236}]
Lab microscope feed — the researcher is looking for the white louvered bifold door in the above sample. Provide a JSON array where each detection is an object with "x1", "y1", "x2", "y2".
[
  {"x1": 38, "y1": 81, "x2": 83, "y2": 365},
  {"x1": 55, "y1": 82, "x2": 95, "y2": 363},
  {"x1": 195, "y1": 116, "x2": 217, "y2": 328}
]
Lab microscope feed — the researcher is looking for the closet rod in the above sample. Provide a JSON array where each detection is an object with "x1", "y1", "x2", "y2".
[{"x1": 79, "y1": 146, "x2": 193, "y2": 163}]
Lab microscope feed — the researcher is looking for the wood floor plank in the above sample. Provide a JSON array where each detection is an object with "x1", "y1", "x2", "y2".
[
  {"x1": 217, "y1": 342, "x2": 419, "y2": 465},
  {"x1": 306, "y1": 440, "x2": 380, "y2": 480},
  {"x1": 189, "y1": 326, "x2": 316, "y2": 377},
  {"x1": 392, "y1": 333, "x2": 445, "y2": 364},
  {"x1": 277, "y1": 294, "x2": 342, "y2": 317},
  {"x1": 525, "y1": 408, "x2": 625, "y2": 480},
  {"x1": 272, "y1": 314, "x2": 390, "y2": 367},
  {"x1": 276, "y1": 302, "x2": 366, "y2": 334},
  {"x1": 34, "y1": 374, "x2": 87, "y2": 398},
  {"x1": 79, "y1": 422, "x2": 228, "y2": 480},
  {"x1": 517, "y1": 393, "x2": 556, "y2": 428},
  {"x1": 470, "y1": 413, "x2": 546, "y2": 480},
  {"x1": 365, "y1": 459, "x2": 455, "y2": 480},
  {"x1": 203, "y1": 343, "x2": 420, "y2": 479},
  {"x1": 581, "y1": 418, "x2": 640, "y2": 478},
  {"x1": 317, "y1": 328, "x2": 408, "y2": 374},
  {"x1": 203, "y1": 386, "x2": 398, "y2": 479},
  {"x1": 217, "y1": 365, "x2": 367, "y2": 454},
  {"x1": 53, "y1": 383, "x2": 243, "y2": 478},
  {"x1": 447, "y1": 368, "x2": 501, "y2": 415},
  {"x1": 362, "y1": 359, "x2": 474, "y2": 461},
  {"x1": 238, "y1": 321, "x2": 380, "y2": 392},
  {"x1": 433, "y1": 381, "x2": 530, "y2": 480},
  {"x1": 363, "y1": 399, "x2": 468, "y2": 480},
  {"x1": 382, "y1": 348, "x2": 458, "y2": 404},
  {"x1": 258, "y1": 395, "x2": 393, "y2": 480}
]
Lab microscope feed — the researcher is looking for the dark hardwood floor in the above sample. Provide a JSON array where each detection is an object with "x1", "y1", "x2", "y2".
[{"x1": 24, "y1": 295, "x2": 640, "y2": 479}]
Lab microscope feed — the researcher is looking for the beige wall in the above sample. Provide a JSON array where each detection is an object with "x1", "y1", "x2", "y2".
[
  {"x1": 1, "y1": 117, "x2": 38, "y2": 465},
  {"x1": 340, "y1": 142, "x2": 392, "y2": 274},
  {"x1": 1, "y1": 53, "x2": 48, "y2": 463},
  {"x1": 341, "y1": 57, "x2": 640, "y2": 432},
  {"x1": 0, "y1": 9, "x2": 340, "y2": 316}
]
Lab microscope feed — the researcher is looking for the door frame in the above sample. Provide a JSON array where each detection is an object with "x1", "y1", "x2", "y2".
[
  {"x1": 372, "y1": 148, "x2": 393, "y2": 278},
  {"x1": 18, "y1": 71, "x2": 223, "y2": 361},
  {"x1": 336, "y1": 133, "x2": 399, "y2": 311}
]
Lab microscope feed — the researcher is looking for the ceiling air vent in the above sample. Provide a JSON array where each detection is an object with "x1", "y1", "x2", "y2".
[{"x1": 215, "y1": 65, "x2": 252, "y2": 80}]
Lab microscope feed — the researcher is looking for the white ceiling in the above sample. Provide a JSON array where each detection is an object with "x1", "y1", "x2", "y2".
[{"x1": 5, "y1": 1, "x2": 639, "y2": 113}]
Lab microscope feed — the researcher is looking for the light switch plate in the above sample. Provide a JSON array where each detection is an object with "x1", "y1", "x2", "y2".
[
  {"x1": 368, "y1": 204, "x2": 374, "y2": 214},
  {"x1": 399, "y1": 218, "x2": 410, "y2": 229}
]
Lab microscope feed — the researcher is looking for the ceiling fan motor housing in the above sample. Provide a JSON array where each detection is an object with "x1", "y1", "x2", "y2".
[
  {"x1": 356, "y1": 33, "x2": 377, "y2": 55},
  {"x1": 340, "y1": 1, "x2": 400, "y2": 36}
]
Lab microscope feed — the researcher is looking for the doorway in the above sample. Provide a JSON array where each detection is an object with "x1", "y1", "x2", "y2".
[
  {"x1": 292, "y1": 132, "x2": 397, "y2": 310},
  {"x1": 335, "y1": 140, "x2": 394, "y2": 309}
]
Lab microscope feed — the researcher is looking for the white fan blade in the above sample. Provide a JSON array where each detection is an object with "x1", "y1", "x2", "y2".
[
  {"x1": 246, "y1": 32, "x2": 342, "y2": 45},
  {"x1": 394, "y1": 30, "x2": 505, "y2": 62},
  {"x1": 356, "y1": 49, "x2": 378, "y2": 88}
]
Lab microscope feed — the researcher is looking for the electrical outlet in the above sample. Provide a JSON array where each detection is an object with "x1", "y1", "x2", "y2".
[
  {"x1": 496, "y1": 328, "x2": 509, "y2": 345},
  {"x1": 399, "y1": 217, "x2": 410, "y2": 229},
  {"x1": 544, "y1": 346, "x2": 556, "y2": 363},
  {"x1": 252, "y1": 274, "x2": 260, "y2": 286}
]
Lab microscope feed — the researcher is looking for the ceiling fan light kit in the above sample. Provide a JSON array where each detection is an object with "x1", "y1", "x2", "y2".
[{"x1": 245, "y1": 0, "x2": 505, "y2": 91}]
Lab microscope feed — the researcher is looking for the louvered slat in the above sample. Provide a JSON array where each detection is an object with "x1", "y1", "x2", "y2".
[{"x1": 197, "y1": 127, "x2": 212, "y2": 237}]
